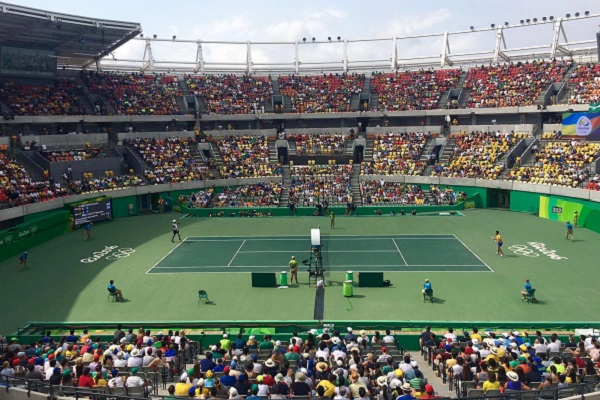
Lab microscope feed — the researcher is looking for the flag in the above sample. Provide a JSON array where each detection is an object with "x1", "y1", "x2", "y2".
[{"x1": 589, "y1": 102, "x2": 600, "y2": 113}]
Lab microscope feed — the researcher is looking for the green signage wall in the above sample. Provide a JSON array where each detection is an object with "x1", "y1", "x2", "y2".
[{"x1": 0, "y1": 210, "x2": 70, "y2": 262}]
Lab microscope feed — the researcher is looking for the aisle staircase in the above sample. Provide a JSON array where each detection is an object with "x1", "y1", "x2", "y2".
[{"x1": 350, "y1": 164, "x2": 362, "y2": 206}]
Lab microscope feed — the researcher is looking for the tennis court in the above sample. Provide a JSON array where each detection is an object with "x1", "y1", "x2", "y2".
[{"x1": 147, "y1": 234, "x2": 492, "y2": 274}]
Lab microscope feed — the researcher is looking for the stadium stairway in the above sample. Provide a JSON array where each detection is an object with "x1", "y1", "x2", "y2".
[
  {"x1": 175, "y1": 95, "x2": 187, "y2": 115},
  {"x1": 368, "y1": 91, "x2": 379, "y2": 111},
  {"x1": 363, "y1": 136, "x2": 374, "y2": 162},
  {"x1": 177, "y1": 76, "x2": 191, "y2": 96},
  {"x1": 350, "y1": 93, "x2": 360, "y2": 111},
  {"x1": 197, "y1": 97, "x2": 208, "y2": 114},
  {"x1": 282, "y1": 96, "x2": 293, "y2": 113},
  {"x1": 268, "y1": 137, "x2": 279, "y2": 163},
  {"x1": 351, "y1": 164, "x2": 362, "y2": 205},
  {"x1": 271, "y1": 77, "x2": 280, "y2": 95},
  {"x1": 280, "y1": 165, "x2": 291, "y2": 206},
  {"x1": 439, "y1": 138, "x2": 456, "y2": 164},
  {"x1": 438, "y1": 90, "x2": 451, "y2": 109},
  {"x1": 362, "y1": 77, "x2": 371, "y2": 95}
]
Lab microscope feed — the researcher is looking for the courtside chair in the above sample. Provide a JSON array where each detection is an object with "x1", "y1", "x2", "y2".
[
  {"x1": 423, "y1": 288, "x2": 434, "y2": 302},
  {"x1": 523, "y1": 289, "x2": 537, "y2": 303},
  {"x1": 107, "y1": 289, "x2": 117, "y2": 302},
  {"x1": 198, "y1": 290, "x2": 209, "y2": 304}
]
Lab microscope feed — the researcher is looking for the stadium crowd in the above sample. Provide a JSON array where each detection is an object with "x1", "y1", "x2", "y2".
[
  {"x1": 505, "y1": 140, "x2": 599, "y2": 187},
  {"x1": 278, "y1": 74, "x2": 364, "y2": 113},
  {"x1": 289, "y1": 165, "x2": 352, "y2": 206},
  {"x1": 127, "y1": 137, "x2": 215, "y2": 183},
  {"x1": 0, "y1": 152, "x2": 69, "y2": 207},
  {"x1": 215, "y1": 136, "x2": 282, "y2": 179},
  {"x1": 361, "y1": 132, "x2": 427, "y2": 176},
  {"x1": 431, "y1": 132, "x2": 515, "y2": 179},
  {"x1": 464, "y1": 60, "x2": 570, "y2": 108},
  {"x1": 180, "y1": 189, "x2": 214, "y2": 209},
  {"x1": 293, "y1": 134, "x2": 347, "y2": 155},
  {"x1": 370, "y1": 69, "x2": 461, "y2": 111},
  {"x1": 568, "y1": 63, "x2": 600, "y2": 105},
  {"x1": 83, "y1": 72, "x2": 180, "y2": 115},
  {"x1": 360, "y1": 181, "x2": 427, "y2": 205},
  {"x1": 42, "y1": 148, "x2": 109, "y2": 162},
  {"x1": 424, "y1": 327, "x2": 600, "y2": 396},
  {"x1": 0, "y1": 79, "x2": 85, "y2": 116},
  {"x1": 186, "y1": 75, "x2": 273, "y2": 115},
  {"x1": 68, "y1": 175, "x2": 145, "y2": 194},
  {"x1": 212, "y1": 182, "x2": 283, "y2": 208}
]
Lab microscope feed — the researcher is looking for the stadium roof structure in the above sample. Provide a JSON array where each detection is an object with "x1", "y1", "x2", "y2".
[
  {"x1": 98, "y1": 12, "x2": 600, "y2": 75},
  {"x1": 0, "y1": 2, "x2": 141, "y2": 69}
]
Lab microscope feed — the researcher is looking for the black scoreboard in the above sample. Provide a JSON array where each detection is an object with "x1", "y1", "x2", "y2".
[{"x1": 72, "y1": 198, "x2": 112, "y2": 227}]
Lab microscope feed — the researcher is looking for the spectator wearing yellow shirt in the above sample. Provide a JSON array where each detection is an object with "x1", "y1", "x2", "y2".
[{"x1": 481, "y1": 372, "x2": 500, "y2": 392}]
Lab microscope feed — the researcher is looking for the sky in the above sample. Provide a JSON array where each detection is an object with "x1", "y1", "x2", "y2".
[{"x1": 5, "y1": 0, "x2": 600, "y2": 69}]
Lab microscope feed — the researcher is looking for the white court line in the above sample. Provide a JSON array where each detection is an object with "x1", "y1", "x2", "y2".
[
  {"x1": 452, "y1": 234, "x2": 494, "y2": 272},
  {"x1": 238, "y1": 250, "x2": 399, "y2": 253},
  {"x1": 147, "y1": 269, "x2": 493, "y2": 274},
  {"x1": 227, "y1": 240, "x2": 246, "y2": 267},
  {"x1": 145, "y1": 237, "x2": 188, "y2": 274},
  {"x1": 151, "y1": 264, "x2": 488, "y2": 269},
  {"x1": 392, "y1": 239, "x2": 408, "y2": 266},
  {"x1": 184, "y1": 234, "x2": 456, "y2": 239}
]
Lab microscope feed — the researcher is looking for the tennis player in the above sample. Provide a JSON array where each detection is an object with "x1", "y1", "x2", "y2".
[
  {"x1": 171, "y1": 219, "x2": 182, "y2": 242},
  {"x1": 492, "y1": 231, "x2": 504, "y2": 256},
  {"x1": 18, "y1": 251, "x2": 28, "y2": 271},
  {"x1": 330, "y1": 212, "x2": 335, "y2": 229}
]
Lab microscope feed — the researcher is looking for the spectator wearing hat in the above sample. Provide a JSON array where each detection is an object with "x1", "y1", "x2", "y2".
[
  {"x1": 505, "y1": 370, "x2": 529, "y2": 391},
  {"x1": 127, "y1": 367, "x2": 150, "y2": 391},
  {"x1": 228, "y1": 387, "x2": 242, "y2": 400},
  {"x1": 376, "y1": 347, "x2": 392, "y2": 363},
  {"x1": 272, "y1": 373, "x2": 287, "y2": 394},
  {"x1": 396, "y1": 382, "x2": 415, "y2": 400},
  {"x1": 108, "y1": 368, "x2": 125, "y2": 388},
  {"x1": 48, "y1": 367, "x2": 62, "y2": 385},
  {"x1": 420, "y1": 384, "x2": 439, "y2": 399},
  {"x1": 127, "y1": 349, "x2": 142, "y2": 367},
  {"x1": 246, "y1": 384, "x2": 262, "y2": 400},
  {"x1": 175, "y1": 374, "x2": 191, "y2": 395},
  {"x1": 292, "y1": 371, "x2": 310, "y2": 396},
  {"x1": 220, "y1": 333, "x2": 232, "y2": 351},
  {"x1": 234, "y1": 374, "x2": 251, "y2": 396}
]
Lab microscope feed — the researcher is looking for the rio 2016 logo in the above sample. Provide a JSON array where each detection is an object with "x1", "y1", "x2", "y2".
[
  {"x1": 576, "y1": 116, "x2": 592, "y2": 136},
  {"x1": 509, "y1": 242, "x2": 567, "y2": 260},
  {"x1": 80, "y1": 246, "x2": 136, "y2": 263}
]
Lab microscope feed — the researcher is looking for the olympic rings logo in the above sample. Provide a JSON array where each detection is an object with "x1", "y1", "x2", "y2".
[
  {"x1": 106, "y1": 248, "x2": 136, "y2": 260},
  {"x1": 509, "y1": 244, "x2": 539, "y2": 257}
]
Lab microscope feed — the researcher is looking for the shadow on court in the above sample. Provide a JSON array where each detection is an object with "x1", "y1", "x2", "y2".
[{"x1": 427, "y1": 297, "x2": 446, "y2": 304}]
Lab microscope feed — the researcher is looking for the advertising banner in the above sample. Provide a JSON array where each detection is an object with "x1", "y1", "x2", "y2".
[{"x1": 561, "y1": 112, "x2": 600, "y2": 138}]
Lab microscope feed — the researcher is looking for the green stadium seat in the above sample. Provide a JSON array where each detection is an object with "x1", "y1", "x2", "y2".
[{"x1": 198, "y1": 290, "x2": 209, "y2": 304}]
